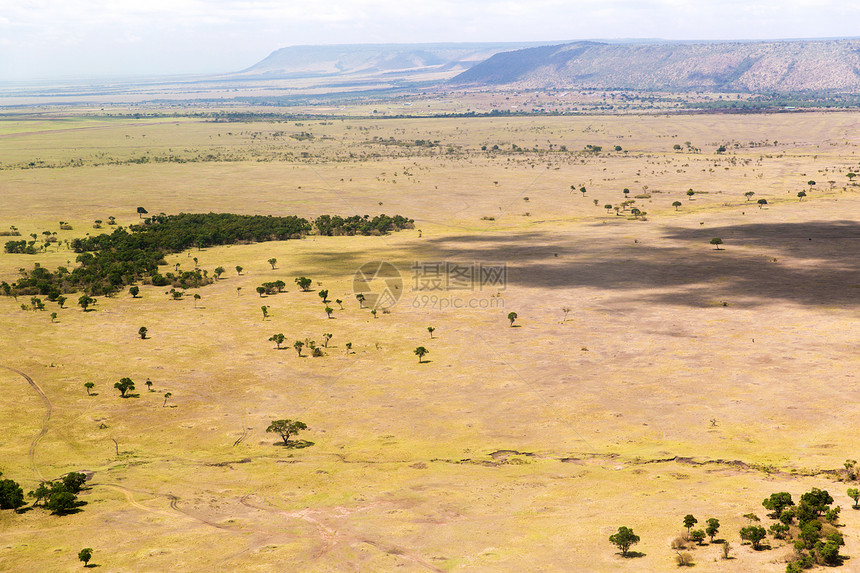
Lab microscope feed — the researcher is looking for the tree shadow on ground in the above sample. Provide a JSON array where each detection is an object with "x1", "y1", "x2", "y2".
[
  {"x1": 275, "y1": 440, "x2": 314, "y2": 449},
  {"x1": 620, "y1": 551, "x2": 646, "y2": 558},
  {"x1": 418, "y1": 221, "x2": 860, "y2": 307}
]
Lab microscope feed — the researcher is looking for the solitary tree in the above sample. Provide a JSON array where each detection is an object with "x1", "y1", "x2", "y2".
[
  {"x1": 345, "y1": 342, "x2": 353, "y2": 353},
  {"x1": 138, "y1": 326, "x2": 148, "y2": 339},
  {"x1": 269, "y1": 333, "x2": 285, "y2": 349},
  {"x1": 293, "y1": 340, "x2": 304, "y2": 356},
  {"x1": 757, "y1": 198, "x2": 768, "y2": 208},
  {"x1": 50, "y1": 312, "x2": 58, "y2": 323},
  {"x1": 318, "y1": 289, "x2": 329, "y2": 303},
  {"x1": 672, "y1": 201, "x2": 682, "y2": 211},
  {"x1": 690, "y1": 530, "x2": 706, "y2": 545},
  {"x1": 739, "y1": 525, "x2": 766, "y2": 550},
  {"x1": 414, "y1": 346, "x2": 429, "y2": 363},
  {"x1": 256, "y1": 286, "x2": 266, "y2": 297},
  {"x1": 84, "y1": 382, "x2": 94, "y2": 395},
  {"x1": 136, "y1": 206, "x2": 148, "y2": 218},
  {"x1": 78, "y1": 295, "x2": 95, "y2": 312},
  {"x1": 162, "y1": 392, "x2": 172, "y2": 407},
  {"x1": 145, "y1": 378, "x2": 153, "y2": 392},
  {"x1": 710, "y1": 237, "x2": 723, "y2": 250},
  {"x1": 214, "y1": 266, "x2": 225, "y2": 279},
  {"x1": 235, "y1": 265, "x2": 243, "y2": 275},
  {"x1": 687, "y1": 189, "x2": 695, "y2": 198},
  {"x1": 797, "y1": 191, "x2": 806, "y2": 201},
  {"x1": 356, "y1": 293, "x2": 366, "y2": 307},
  {"x1": 78, "y1": 548, "x2": 93, "y2": 567},
  {"x1": 322, "y1": 333, "x2": 332, "y2": 347},
  {"x1": 114, "y1": 377, "x2": 135, "y2": 397},
  {"x1": 295, "y1": 277, "x2": 312, "y2": 291},
  {"x1": 335, "y1": 298, "x2": 343, "y2": 309},
  {"x1": 507, "y1": 311, "x2": 518, "y2": 327},
  {"x1": 268, "y1": 258, "x2": 277, "y2": 269},
  {"x1": 744, "y1": 191, "x2": 755, "y2": 201},
  {"x1": 427, "y1": 326, "x2": 435, "y2": 338},
  {"x1": 57, "y1": 295, "x2": 67, "y2": 308},
  {"x1": 193, "y1": 293, "x2": 201, "y2": 308},
  {"x1": 129, "y1": 286, "x2": 140, "y2": 298},
  {"x1": 609, "y1": 526, "x2": 640, "y2": 557},
  {"x1": 266, "y1": 419, "x2": 308, "y2": 445},
  {"x1": 261, "y1": 305, "x2": 269, "y2": 319},
  {"x1": 325, "y1": 306, "x2": 334, "y2": 319}
]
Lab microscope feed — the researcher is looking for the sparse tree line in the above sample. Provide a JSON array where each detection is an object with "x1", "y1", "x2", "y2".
[
  {"x1": 610, "y1": 484, "x2": 855, "y2": 570},
  {"x1": 2, "y1": 211, "x2": 412, "y2": 299}
]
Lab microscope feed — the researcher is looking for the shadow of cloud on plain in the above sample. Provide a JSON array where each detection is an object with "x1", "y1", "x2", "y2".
[{"x1": 417, "y1": 221, "x2": 860, "y2": 307}]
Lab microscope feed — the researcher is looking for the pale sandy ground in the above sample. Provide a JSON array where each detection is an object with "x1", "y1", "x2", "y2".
[{"x1": 0, "y1": 111, "x2": 858, "y2": 571}]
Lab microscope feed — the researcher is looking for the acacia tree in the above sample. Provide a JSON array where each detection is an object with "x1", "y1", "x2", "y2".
[
  {"x1": 293, "y1": 340, "x2": 304, "y2": 356},
  {"x1": 162, "y1": 392, "x2": 172, "y2": 407},
  {"x1": 757, "y1": 199, "x2": 768, "y2": 208},
  {"x1": 356, "y1": 293, "x2": 366, "y2": 308},
  {"x1": 739, "y1": 525, "x2": 766, "y2": 550},
  {"x1": 414, "y1": 346, "x2": 429, "y2": 363},
  {"x1": 78, "y1": 295, "x2": 95, "y2": 312},
  {"x1": 138, "y1": 326, "x2": 148, "y2": 339},
  {"x1": 214, "y1": 266, "x2": 225, "y2": 279},
  {"x1": 507, "y1": 311, "x2": 518, "y2": 327},
  {"x1": 84, "y1": 382, "x2": 94, "y2": 395},
  {"x1": 269, "y1": 333, "x2": 285, "y2": 349},
  {"x1": 710, "y1": 237, "x2": 723, "y2": 250},
  {"x1": 114, "y1": 377, "x2": 135, "y2": 397},
  {"x1": 762, "y1": 492, "x2": 794, "y2": 518},
  {"x1": 847, "y1": 487, "x2": 859, "y2": 509},
  {"x1": 705, "y1": 518, "x2": 720, "y2": 542},
  {"x1": 129, "y1": 286, "x2": 140, "y2": 298},
  {"x1": 266, "y1": 419, "x2": 308, "y2": 445},
  {"x1": 318, "y1": 289, "x2": 329, "y2": 303},
  {"x1": 683, "y1": 515, "x2": 698, "y2": 539},
  {"x1": 268, "y1": 258, "x2": 277, "y2": 269},
  {"x1": 609, "y1": 526, "x2": 639, "y2": 557},
  {"x1": 427, "y1": 326, "x2": 435, "y2": 338},
  {"x1": 235, "y1": 265, "x2": 243, "y2": 275},
  {"x1": 322, "y1": 333, "x2": 332, "y2": 347},
  {"x1": 136, "y1": 206, "x2": 148, "y2": 218},
  {"x1": 295, "y1": 277, "x2": 312, "y2": 291},
  {"x1": 325, "y1": 306, "x2": 334, "y2": 319},
  {"x1": 744, "y1": 191, "x2": 755, "y2": 201},
  {"x1": 672, "y1": 201, "x2": 682, "y2": 211},
  {"x1": 261, "y1": 305, "x2": 269, "y2": 319}
]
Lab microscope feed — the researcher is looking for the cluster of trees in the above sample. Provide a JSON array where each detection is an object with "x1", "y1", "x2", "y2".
[
  {"x1": 610, "y1": 485, "x2": 852, "y2": 569},
  {"x1": 313, "y1": 214, "x2": 413, "y2": 236},
  {"x1": 0, "y1": 470, "x2": 87, "y2": 515},
  {"x1": 2, "y1": 212, "x2": 412, "y2": 299}
]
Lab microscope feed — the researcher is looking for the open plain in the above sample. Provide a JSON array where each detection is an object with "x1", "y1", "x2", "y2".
[{"x1": 0, "y1": 107, "x2": 858, "y2": 571}]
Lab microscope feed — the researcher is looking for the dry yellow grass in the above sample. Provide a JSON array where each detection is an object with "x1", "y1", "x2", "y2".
[{"x1": 0, "y1": 110, "x2": 858, "y2": 571}]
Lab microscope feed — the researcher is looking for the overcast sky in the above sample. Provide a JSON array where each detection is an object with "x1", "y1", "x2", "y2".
[{"x1": 2, "y1": 0, "x2": 859, "y2": 81}]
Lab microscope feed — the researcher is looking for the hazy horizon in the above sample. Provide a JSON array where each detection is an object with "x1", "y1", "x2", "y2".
[{"x1": 2, "y1": 0, "x2": 859, "y2": 81}]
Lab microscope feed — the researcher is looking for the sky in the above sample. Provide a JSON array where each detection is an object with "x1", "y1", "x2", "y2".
[{"x1": 1, "y1": 0, "x2": 860, "y2": 81}]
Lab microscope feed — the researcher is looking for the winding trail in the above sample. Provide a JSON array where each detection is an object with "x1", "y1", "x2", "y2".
[{"x1": 0, "y1": 365, "x2": 51, "y2": 480}]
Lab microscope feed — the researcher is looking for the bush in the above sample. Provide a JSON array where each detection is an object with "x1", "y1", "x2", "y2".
[{"x1": 675, "y1": 552, "x2": 694, "y2": 566}]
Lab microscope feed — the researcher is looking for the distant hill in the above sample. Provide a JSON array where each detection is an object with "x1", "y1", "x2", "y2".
[
  {"x1": 450, "y1": 39, "x2": 860, "y2": 93},
  {"x1": 237, "y1": 42, "x2": 547, "y2": 82}
]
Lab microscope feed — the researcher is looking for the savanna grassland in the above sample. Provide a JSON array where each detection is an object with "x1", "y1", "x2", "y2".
[{"x1": 0, "y1": 106, "x2": 859, "y2": 572}]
